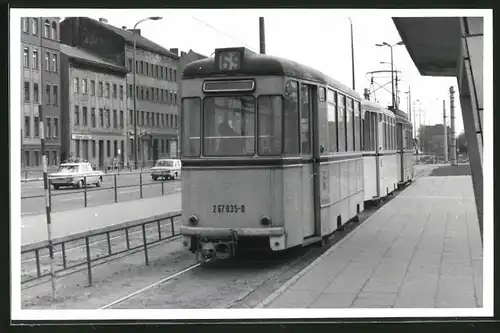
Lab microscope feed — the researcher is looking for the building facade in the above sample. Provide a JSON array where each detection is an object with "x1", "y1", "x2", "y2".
[
  {"x1": 60, "y1": 44, "x2": 129, "y2": 169},
  {"x1": 60, "y1": 17, "x2": 181, "y2": 166},
  {"x1": 21, "y1": 17, "x2": 61, "y2": 168}
]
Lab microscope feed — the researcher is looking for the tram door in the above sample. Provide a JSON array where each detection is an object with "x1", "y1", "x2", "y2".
[{"x1": 300, "y1": 83, "x2": 320, "y2": 238}]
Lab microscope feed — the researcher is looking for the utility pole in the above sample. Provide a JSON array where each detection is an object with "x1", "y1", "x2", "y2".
[
  {"x1": 349, "y1": 17, "x2": 355, "y2": 91},
  {"x1": 259, "y1": 17, "x2": 266, "y2": 54},
  {"x1": 443, "y1": 100, "x2": 448, "y2": 163},
  {"x1": 449, "y1": 86, "x2": 457, "y2": 165}
]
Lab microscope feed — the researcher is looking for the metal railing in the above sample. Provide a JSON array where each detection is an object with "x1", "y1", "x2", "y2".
[
  {"x1": 21, "y1": 211, "x2": 182, "y2": 286},
  {"x1": 21, "y1": 170, "x2": 179, "y2": 210}
]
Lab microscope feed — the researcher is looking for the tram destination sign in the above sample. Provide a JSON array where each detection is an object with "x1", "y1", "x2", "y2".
[
  {"x1": 217, "y1": 49, "x2": 242, "y2": 71},
  {"x1": 203, "y1": 80, "x2": 255, "y2": 93}
]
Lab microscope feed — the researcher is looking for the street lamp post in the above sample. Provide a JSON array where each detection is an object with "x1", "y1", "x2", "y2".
[
  {"x1": 132, "y1": 16, "x2": 162, "y2": 169},
  {"x1": 348, "y1": 17, "x2": 355, "y2": 91},
  {"x1": 375, "y1": 41, "x2": 404, "y2": 110}
]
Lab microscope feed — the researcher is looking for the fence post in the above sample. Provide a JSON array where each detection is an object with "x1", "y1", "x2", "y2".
[
  {"x1": 171, "y1": 216, "x2": 175, "y2": 237},
  {"x1": 48, "y1": 182, "x2": 52, "y2": 208},
  {"x1": 114, "y1": 174, "x2": 118, "y2": 203},
  {"x1": 85, "y1": 236, "x2": 93, "y2": 286},
  {"x1": 84, "y1": 176, "x2": 88, "y2": 207},
  {"x1": 161, "y1": 171, "x2": 164, "y2": 195},
  {"x1": 140, "y1": 172, "x2": 143, "y2": 199},
  {"x1": 142, "y1": 224, "x2": 149, "y2": 266}
]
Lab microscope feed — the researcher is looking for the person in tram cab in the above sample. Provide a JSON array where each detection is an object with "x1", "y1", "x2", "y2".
[{"x1": 218, "y1": 120, "x2": 244, "y2": 155}]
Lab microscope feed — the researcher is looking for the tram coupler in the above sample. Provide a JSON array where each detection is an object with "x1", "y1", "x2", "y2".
[{"x1": 195, "y1": 231, "x2": 239, "y2": 264}]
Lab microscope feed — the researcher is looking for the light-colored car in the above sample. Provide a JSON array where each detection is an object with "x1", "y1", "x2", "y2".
[
  {"x1": 49, "y1": 162, "x2": 105, "y2": 189},
  {"x1": 150, "y1": 159, "x2": 181, "y2": 181}
]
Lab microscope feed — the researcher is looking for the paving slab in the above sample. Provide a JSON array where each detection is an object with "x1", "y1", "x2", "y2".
[
  {"x1": 259, "y1": 174, "x2": 482, "y2": 309},
  {"x1": 20, "y1": 192, "x2": 181, "y2": 246}
]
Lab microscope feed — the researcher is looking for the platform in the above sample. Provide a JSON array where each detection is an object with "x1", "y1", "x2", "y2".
[
  {"x1": 258, "y1": 169, "x2": 482, "y2": 308},
  {"x1": 20, "y1": 192, "x2": 181, "y2": 246}
]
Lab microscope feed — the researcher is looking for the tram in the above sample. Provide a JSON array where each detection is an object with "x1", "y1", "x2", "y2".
[
  {"x1": 394, "y1": 109, "x2": 415, "y2": 186},
  {"x1": 179, "y1": 47, "x2": 413, "y2": 263}
]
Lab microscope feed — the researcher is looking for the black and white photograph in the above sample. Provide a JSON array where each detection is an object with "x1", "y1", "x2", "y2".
[{"x1": 10, "y1": 7, "x2": 492, "y2": 321}]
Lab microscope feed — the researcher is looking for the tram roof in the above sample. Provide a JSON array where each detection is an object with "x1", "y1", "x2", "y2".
[
  {"x1": 361, "y1": 99, "x2": 395, "y2": 118},
  {"x1": 182, "y1": 47, "x2": 360, "y2": 99}
]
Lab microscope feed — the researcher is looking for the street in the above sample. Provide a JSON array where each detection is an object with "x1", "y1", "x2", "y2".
[{"x1": 21, "y1": 172, "x2": 180, "y2": 215}]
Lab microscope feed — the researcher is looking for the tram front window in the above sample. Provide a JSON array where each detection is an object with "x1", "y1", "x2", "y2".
[{"x1": 203, "y1": 96, "x2": 255, "y2": 156}]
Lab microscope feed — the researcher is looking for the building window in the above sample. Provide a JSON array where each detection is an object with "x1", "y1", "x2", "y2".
[
  {"x1": 34, "y1": 151, "x2": 40, "y2": 166},
  {"x1": 24, "y1": 82, "x2": 30, "y2": 102},
  {"x1": 82, "y1": 79, "x2": 88, "y2": 94},
  {"x1": 146, "y1": 112, "x2": 150, "y2": 126},
  {"x1": 32, "y1": 49, "x2": 38, "y2": 69},
  {"x1": 91, "y1": 80, "x2": 96, "y2": 96},
  {"x1": 156, "y1": 113, "x2": 160, "y2": 128},
  {"x1": 119, "y1": 85, "x2": 124, "y2": 100},
  {"x1": 74, "y1": 105, "x2": 80, "y2": 125},
  {"x1": 52, "y1": 53, "x2": 58, "y2": 72},
  {"x1": 33, "y1": 83, "x2": 39, "y2": 103},
  {"x1": 83, "y1": 107, "x2": 88, "y2": 126},
  {"x1": 99, "y1": 109, "x2": 104, "y2": 127},
  {"x1": 98, "y1": 81, "x2": 103, "y2": 97},
  {"x1": 173, "y1": 92, "x2": 177, "y2": 105},
  {"x1": 24, "y1": 116, "x2": 30, "y2": 137},
  {"x1": 146, "y1": 89, "x2": 150, "y2": 101},
  {"x1": 46, "y1": 117, "x2": 52, "y2": 137},
  {"x1": 113, "y1": 110, "x2": 117, "y2": 128},
  {"x1": 32, "y1": 18, "x2": 38, "y2": 35},
  {"x1": 53, "y1": 85, "x2": 58, "y2": 105},
  {"x1": 106, "y1": 109, "x2": 111, "y2": 128},
  {"x1": 73, "y1": 77, "x2": 79, "y2": 94},
  {"x1": 92, "y1": 140, "x2": 96, "y2": 158},
  {"x1": 75, "y1": 140, "x2": 80, "y2": 158},
  {"x1": 173, "y1": 69, "x2": 177, "y2": 81},
  {"x1": 51, "y1": 22, "x2": 57, "y2": 40},
  {"x1": 104, "y1": 83, "x2": 110, "y2": 98},
  {"x1": 33, "y1": 116, "x2": 39, "y2": 137},
  {"x1": 155, "y1": 65, "x2": 159, "y2": 78},
  {"x1": 168, "y1": 91, "x2": 172, "y2": 104},
  {"x1": 24, "y1": 151, "x2": 30, "y2": 167},
  {"x1": 114, "y1": 140, "x2": 118, "y2": 156},
  {"x1": 45, "y1": 84, "x2": 51, "y2": 104},
  {"x1": 151, "y1": 113, "x2": 155, "y2": 127},
  {"x1": 54, "y1": 118, "x2": 59, "y2": 137},
  {"x1": 113, "y1": 84, "x2": 117, "y2": 99},
  {"x1": 23, "y1": 47, "x2": 29, "y2": 67},
  {"x1": 129, "y1": 110, "x2": 133, "y2": 125},
  {"x1": 135, "y1": 60, "x2": 139, "y2": 74},
  {"x1": 174, "y1": 115, "x2": 178, "y2": 128},
  {"x1": 128, "y1": 84, "x2": 133, "y2": 98},
  {"x1": 136, "y1": 86, "x2": 139, "y2": 100},
  {"x1": 141, "y1": 87, "x2": 144, "y2": 100},
  {"x1": 141, "y1": 111, "x2": 144, "y2": 126},
  {"x1": 168, "y1": 68, "x2": 172, "y2": 81},
  {"x1": 44, "y1": 20, "x2": 50, "y2": 38},
  {"x1": 120, "y1": 110, "x2": 124, "y2": 129},
  {"x1": 45, "y1": 51, "x2": 50, "y2": 70},
  {"x1": 128, "y1": 58, "x2": 133, "y2": 70},
  {"x1": 161, "y1": 114, "x2": 165, "y2": 127},
  {"x1": 22, "y1": 18, "x2": 29, "y2": 33},
  {"x1": 107, "y1": 141, "x2": 111, "y2": 157},
  {"x1": 91, "y1": 108, "x2": 96, "y2": 127}
]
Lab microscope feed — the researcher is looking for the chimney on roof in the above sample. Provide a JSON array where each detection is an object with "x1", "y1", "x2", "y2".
[
  {"x1": 122, "y1": 26, "x2": 127, "y2": 29},
  {"x1": 127, "y1": 29, "x2": 141, "y2": 36},
  {"x1": 169, "y1": 48, "x2": 179, "y2": 56},
  {"x1": 99, "y1": 18, "x2": 108, "y2": 23},
  {"x1": 181, "y1": 51, "x2": 187, "y2": 57}
]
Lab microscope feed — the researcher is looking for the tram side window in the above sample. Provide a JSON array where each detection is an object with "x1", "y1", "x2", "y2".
[
  {"x1": 354, "y1": 101, "x2": 360, "y2": 152},
  {"x1": 181, "y1": 97, "x2": 201, "y2": 157},
  {"x1": 363, "y1": 110, "x2": 371, "y2": 151},
  {"x1": 203, "y1": 96, "x2": 255, "y2": 156},
  {"x1": 397, "y1": 122, "x2": 403, "y2": 149},
  {"x1": 327, "y1": 89, "x2": 337, "y2": 153},
  {"x1": 372, "y1": 112, "x2": 378, "y2": 151},
  {"x1": 346, "y1": 98, "x2": 354, "y2": 152},
  {"x1": 383, "y1": 115, "x2": 388, "y2": 150},
  {"x1": 258, "y1": 95, "x2": 283, "y2": 156},
  {"x1": 284, "y1": 80, "x2": 299, "y2": 155},
  {"x1": 300, "y1": 84, "x2": 311, "y2": 155},
  {"x1": 337, "y1": 94, "x2": 346, "y2": 152}
]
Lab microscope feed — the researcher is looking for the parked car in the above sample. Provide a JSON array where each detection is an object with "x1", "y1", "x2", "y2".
[
  {"x1": 49, "y1": 161, "x2": 105, "y2": 190},
  {"x1": 150, "y1": 159, "x2": 181, "y2": 181}
]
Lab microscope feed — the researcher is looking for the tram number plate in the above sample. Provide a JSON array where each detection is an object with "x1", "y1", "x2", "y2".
[{"x1": 213, "y1": 204, "x2": 246, "y2": 214}]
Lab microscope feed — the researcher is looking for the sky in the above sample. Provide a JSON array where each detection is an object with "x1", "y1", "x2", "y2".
[{"x1": 69, "y1": 9, "x2": 465, "y2": 133}]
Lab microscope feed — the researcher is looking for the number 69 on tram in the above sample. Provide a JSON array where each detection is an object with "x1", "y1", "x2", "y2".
[{"x1": 179, "y1": 47, "x2": 367, "y2": 263}]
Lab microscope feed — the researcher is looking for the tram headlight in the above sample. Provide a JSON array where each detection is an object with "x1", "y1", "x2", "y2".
[
  {"x1": 189, "y1": 215, "x2": 198, "y2": 225},
  {"x1": 260, "y1": 216, "x2": 271, "y2": 226}
]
